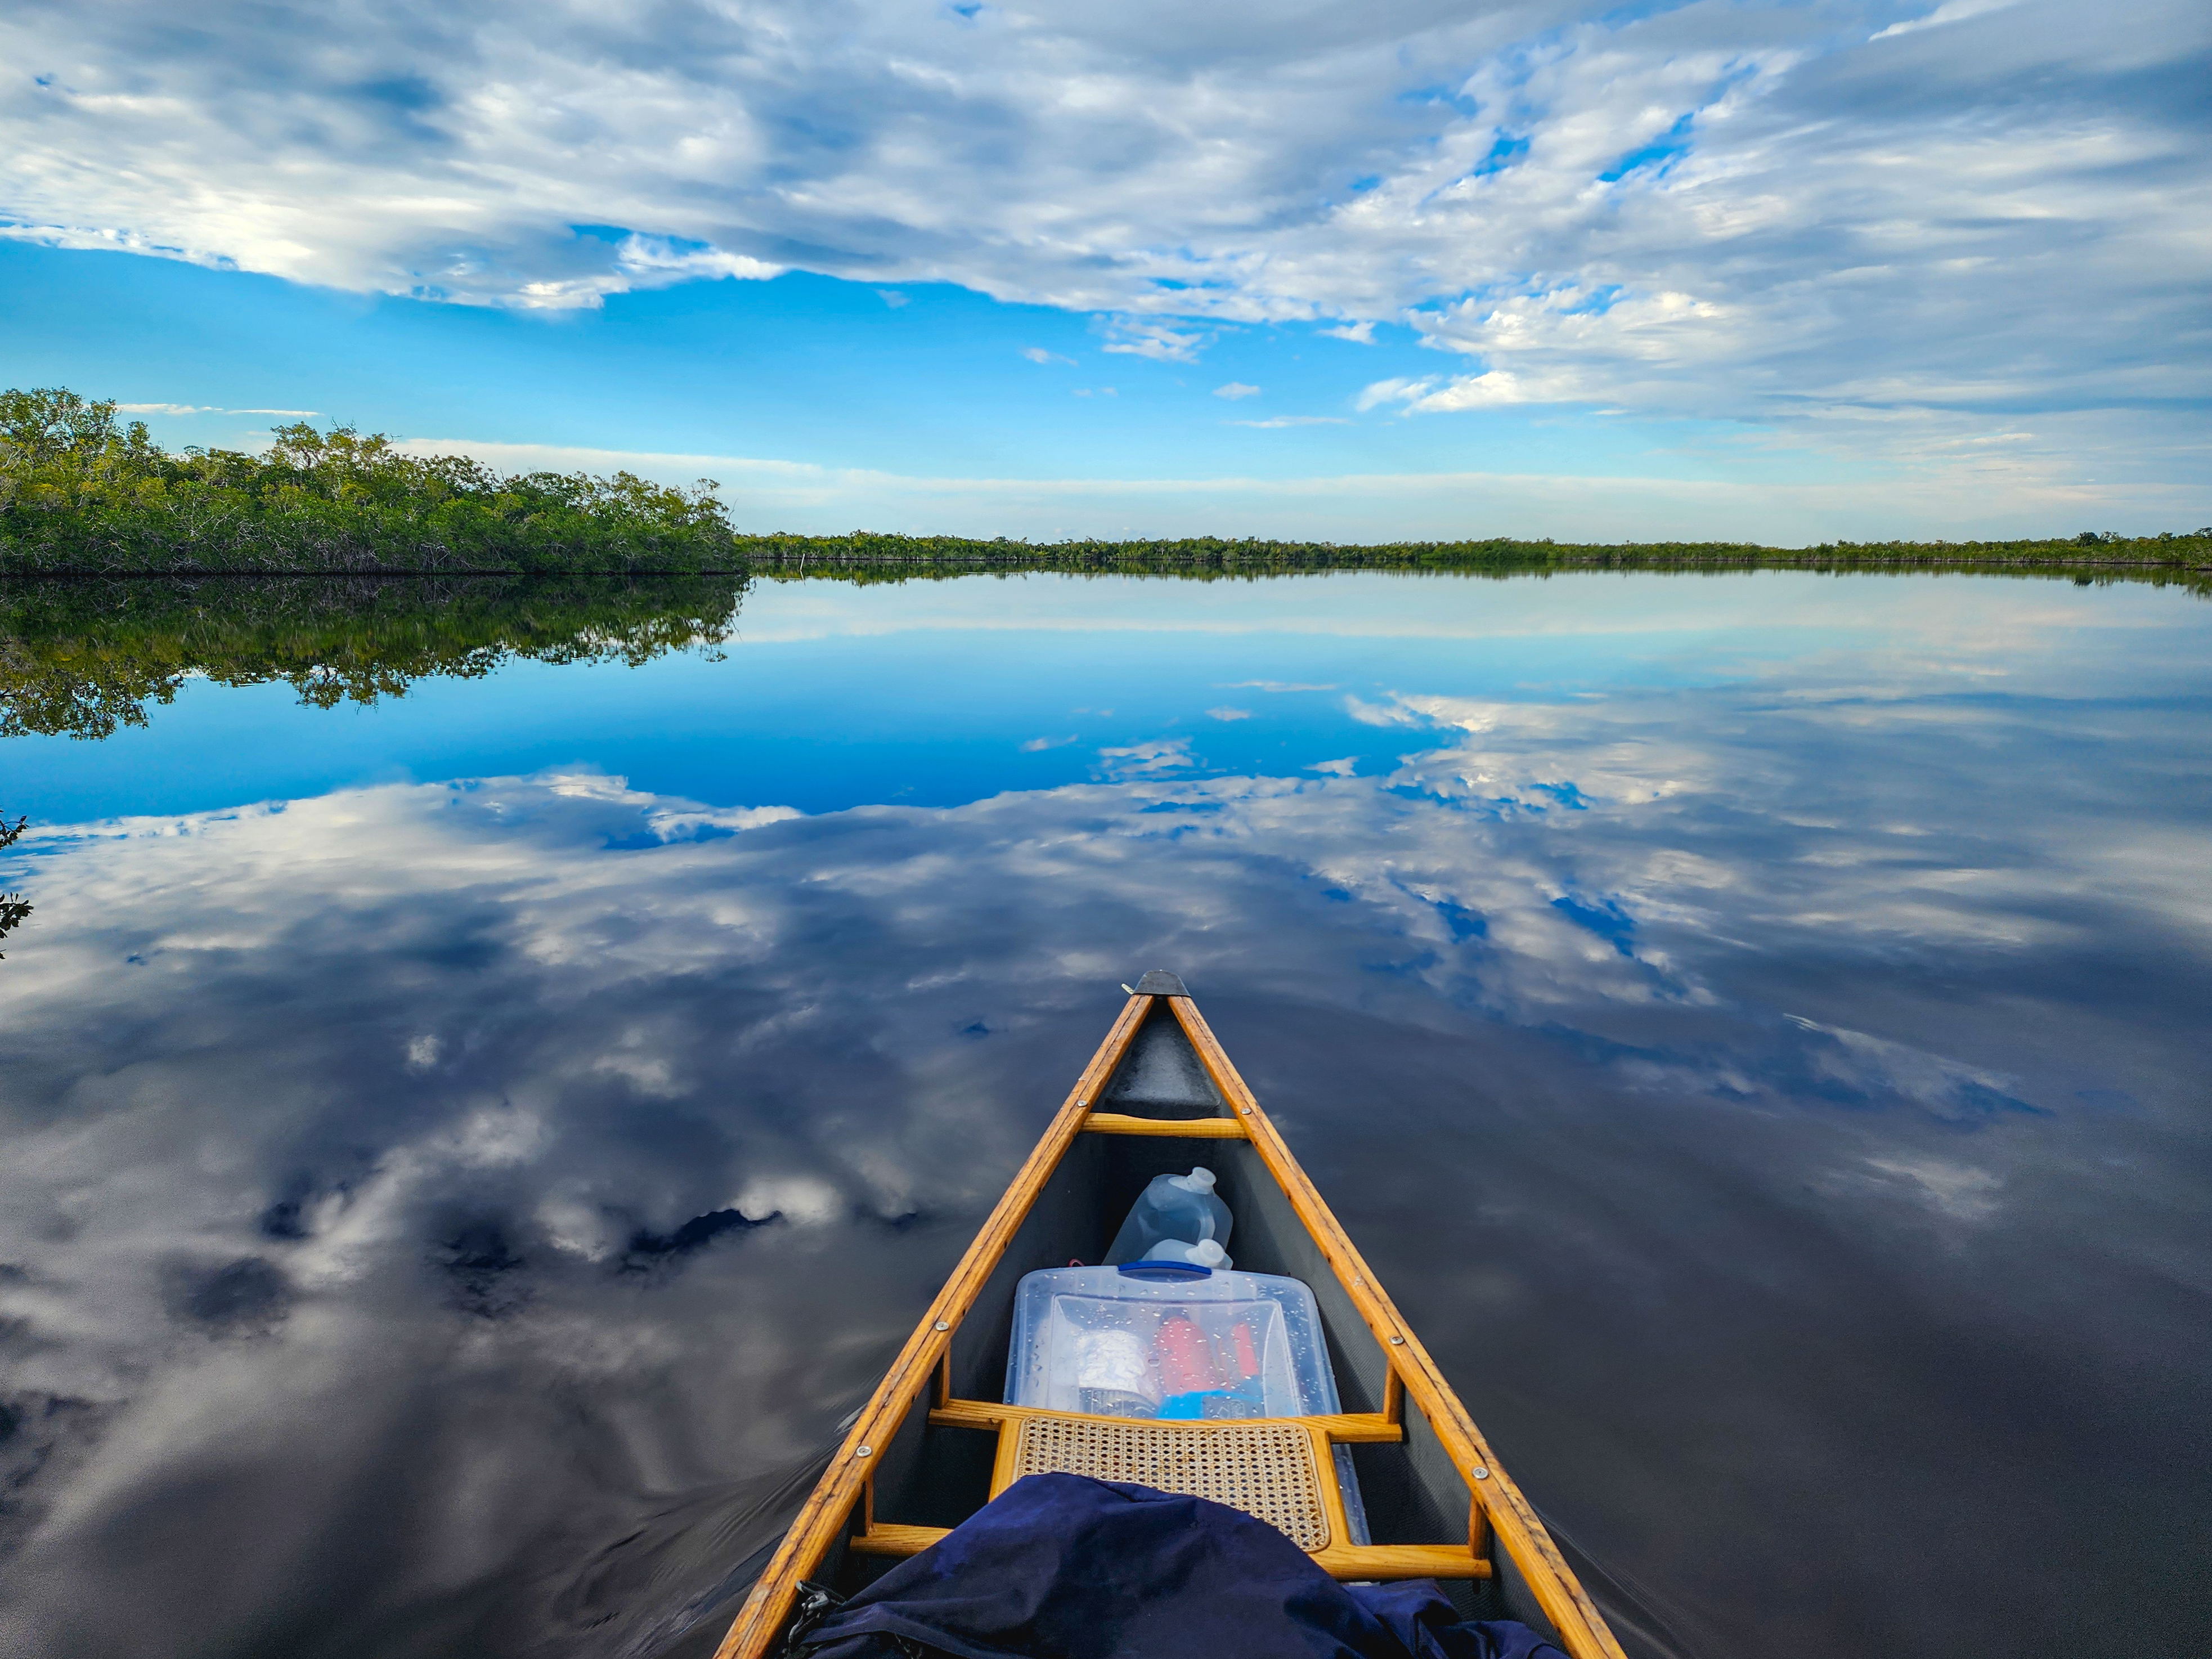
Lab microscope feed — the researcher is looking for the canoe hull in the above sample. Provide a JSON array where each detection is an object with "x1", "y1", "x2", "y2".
[{"x1": 712, "y1": 988, "x2": 1626, "y2": 1659}]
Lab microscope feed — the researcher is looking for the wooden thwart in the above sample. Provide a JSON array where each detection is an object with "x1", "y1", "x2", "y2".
[
  {"x1": 927, "y1": 1397, "x2": 1405, "y2": 1441},
  {"x1": 854, "y1": 1398, "x2": 1492, "y2": 1581},
  {"x1": 1081, "y1": 1110, "x2": 1249, "y2": 1138},
  {"x1": 850, "y1": 1519, "x2": 1496, "y2": 1585}
]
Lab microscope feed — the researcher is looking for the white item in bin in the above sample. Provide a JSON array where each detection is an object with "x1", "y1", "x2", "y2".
[
  {"x1": 1070, "y1": 1329, "x2": 1158, "y2": 1417},
  {"x1": 1103, "y1": 1168, "x2": 1233, "y2": 1265},
  {"x1": 1143, "y1": 1237, "x2": 1231, "y2": 1269}
]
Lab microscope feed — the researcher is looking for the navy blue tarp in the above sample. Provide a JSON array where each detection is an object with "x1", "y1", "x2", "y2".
[{"x1": 792, "y1": 1473, "x2": 1569, "y2": 1659}]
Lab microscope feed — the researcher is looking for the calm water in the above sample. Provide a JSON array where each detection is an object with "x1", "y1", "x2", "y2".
[{"x1": 2, "y1": 572, "x2": 2209, "y2": 1659}]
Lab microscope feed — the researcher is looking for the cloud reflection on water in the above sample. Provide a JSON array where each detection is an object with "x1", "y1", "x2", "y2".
[{"x1": 1, "y1": 634, "x2": 2209, "y2": 1657}]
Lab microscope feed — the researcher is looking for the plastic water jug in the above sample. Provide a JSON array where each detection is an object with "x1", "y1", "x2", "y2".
[
  {"x1": 1143, "y1": 1237, "x2": 1231, "y2": 1270},
  {"x1": 1103, "y1": 1167, "x2": 1232, "y2": 1265}
]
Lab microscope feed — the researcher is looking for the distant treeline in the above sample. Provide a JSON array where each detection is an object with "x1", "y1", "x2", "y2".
[
  {"x1": 737, "y1": 531, "x2": 2212, "y2": 590},
  {"x1": 0, "y1": 572, "x2": 748, "y2": 739},
  {"x1": 6, "y1": 387, "x2": 2207, "y2": 587}
]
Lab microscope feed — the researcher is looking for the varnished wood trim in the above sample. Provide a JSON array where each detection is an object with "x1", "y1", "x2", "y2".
[
  {"x1": 1383, "y1": 1366, "x2": 1404, "y2": 1428},
  {"x1": 713, "y1": 993, "x2": 1157, "y2": 1659},
  {"x1": 1163, "y1": 996, "x2": 1627, "y2": 1659},
  {"x1": 847, "y1": 1526, "x2": 1491, "y2": 1582},
  {"x1": 847, "y1": 1522, "x2": 949, "y2": 1557},
  {"x1": 1309, "y1": 1544, "x2": 1495, "y2": 1581},
  {"x1": 1080, "y1": 1111, "x2": 1248, "y2": 1138},
  {"x1": 989, "y1": 1415, "x2": 1024, "y2": 1496},
  {"x1": 929, "y1": 1397, "x2": 1404, "y2": 1445},
  {"x1": 1308, "y1": 1423, "x2": 1350, "y2": 1551}
]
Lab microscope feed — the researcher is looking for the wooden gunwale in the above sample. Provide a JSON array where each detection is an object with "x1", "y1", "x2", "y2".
[
  {"x1": 714, "y1": 988, "x2": 1628, "y2": 1659},
  {"x1": 1162, "y1": 994, "x2": 1628, "y2": 1659},
  {"x1": 711, "y1": 992, "x2": 1154, "y2": 1659}
]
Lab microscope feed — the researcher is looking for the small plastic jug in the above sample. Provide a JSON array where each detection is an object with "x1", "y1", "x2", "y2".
[
  {"x1": 1142, "y1": 1237, "x2": 1231, "y2": 1270},
  {"x1": 1103, "y1": 1168, "x2": 1233, "y2": 1265}
]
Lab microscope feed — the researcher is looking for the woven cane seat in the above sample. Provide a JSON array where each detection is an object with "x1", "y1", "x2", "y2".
[{"x1": 1007, "y1": 1414, "x2": 1331, "y2": 1550}]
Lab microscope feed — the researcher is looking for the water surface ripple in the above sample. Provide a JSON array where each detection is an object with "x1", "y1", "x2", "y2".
[{"x1": 1, "y1": 573, "x2": 2206, "y2": 1659}]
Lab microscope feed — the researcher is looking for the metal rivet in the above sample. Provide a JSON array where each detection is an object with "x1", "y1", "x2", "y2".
[
  {"x1": 1389, "y1": 1335, "x2": 1405, "y2": 1346},
  {"x1": 854, "y1": 1446, "x2": 873, "y2": 1458},
  {"x1": 934, "y1": 1321, "x2": 949, "y2": 1331},
  {"x1": 1239, "y1": 1107, "x2": 1251, "y2": 1115},
  {"x1": 1472, "y1": 1467, "x2": 1491, "y2": 1481}
]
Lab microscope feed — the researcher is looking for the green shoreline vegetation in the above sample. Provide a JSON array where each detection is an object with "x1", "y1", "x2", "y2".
[
  {"x1": 1, "y1": 388, "x2": 735, "y2": 575},
  {"x1": 0, "y1": 572, "x2": 750, "y2": 741},
  {"x1": 5, "y1": 387, "x2": 2209, "y2": 586},
  {"x1": 0, "y1": 810, "x2": 27, "y2": 958},
  {"x1": 737, "y1": 531, "x2": 2212, "y2": 587}
]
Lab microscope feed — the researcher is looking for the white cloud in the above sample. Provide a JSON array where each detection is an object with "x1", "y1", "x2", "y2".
[
  {"x1": 505, "y1": 237, "x2": 780, "y2": 311},
  {"x1": 1206, "y1": 706, "x2": 1251, "y2": 721},
  {"x1": 1096, "y1": 737, "x2": 1194, "y2": 778},
  {"x1": 1021, "y1": 346, "x2": 1075, "y2": 365},
  {"x1": 1212, "y1": 382, "x2": 1261, "y2": 400},
  {"x1": 116, "y1": 403, "x2": 321, "y2": 416},
  {"x1": 1320, "y1": 320, "x2": 1377, "y2": 344},
  {"x1": 1355, "y1": 378, "x2": 1430, "y2": 413},
  {"x1": 1861, "y1": 1156, "x2": 2005, "y2": 1219},
  {"x1": 1344, "y1": 694, "x2": 1425, "y2": 728},
  {"x1": 732, "y1": 1175, "x2": 843, "y2": 1226},
  {"x1": 1101, "y1": 319, "x2": 1209, "y2": 364},
  {"x1": 1872, "y1": 0, "x2": 2027, "y2": 41},
  {"x1": 0, "y1": 0, "x2": 2202, "y2": 461},
  {"x1": 1227, "y1": 415, "x2": 1349, "y2": 428}
]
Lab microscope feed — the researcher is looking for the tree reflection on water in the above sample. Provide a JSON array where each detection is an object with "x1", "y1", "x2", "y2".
[
  {"x1": 0, "y1": 810, "x2": 27, "y2": 955},
  {"x1": 0, "y1": 573, "x2": 750, "y2": 740}
]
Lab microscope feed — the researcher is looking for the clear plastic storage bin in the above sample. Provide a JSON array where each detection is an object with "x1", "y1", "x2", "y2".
[
  {"x1": 1004, "y1": 1263, "x2": 1341, "y2": 1421},
  {"x1": 1003, "y1": 1262, "x2": 1371, "y2": 1542}
]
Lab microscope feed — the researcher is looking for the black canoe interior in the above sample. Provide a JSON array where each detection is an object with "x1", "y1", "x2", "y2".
[{"x1": 807, "y1": 1001, "x2": 1560, "y2": 1640}]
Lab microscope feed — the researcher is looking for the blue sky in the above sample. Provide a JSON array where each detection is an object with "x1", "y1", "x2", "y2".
[{"x1": 2, "y1": 0, "x2": 2206, "y2": 541}]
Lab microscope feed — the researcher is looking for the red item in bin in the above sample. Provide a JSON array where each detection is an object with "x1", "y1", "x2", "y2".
[
  {"x1": 1154, "y1": 1315, "x2": 1217, "y2": 1393},
  {"x1": 1230, "y1": 1320, "x2": 1259, "y2": 1381}
]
